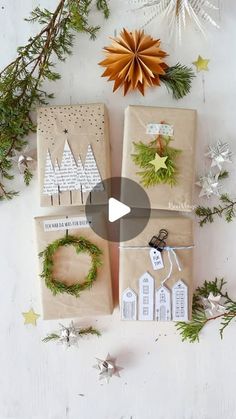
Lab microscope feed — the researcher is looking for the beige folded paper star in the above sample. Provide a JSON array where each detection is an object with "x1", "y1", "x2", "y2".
[{"x1": 93, "y1": 354, "x2": 123, "y2": 383}]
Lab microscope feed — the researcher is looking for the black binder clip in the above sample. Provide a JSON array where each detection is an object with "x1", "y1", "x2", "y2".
[{"x1": 148, "y1": 229, "x2": 168, "y2": 252}]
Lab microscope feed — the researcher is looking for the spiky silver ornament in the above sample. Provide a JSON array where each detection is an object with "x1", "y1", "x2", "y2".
[
  {"x1": 131, "y1": 0, "x2": 219, "y2": 40},
  {"x1": 196, "y1": 172, "x2": 220, "y2": 198},
  {"x1": 205, "y1": 141, "x2": 232, "y2": 171},
  {"x1": 93, "y1": 354, "x2": 123, "y2": 383}
]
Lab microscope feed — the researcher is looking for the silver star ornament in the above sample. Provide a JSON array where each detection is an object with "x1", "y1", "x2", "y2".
[
  {"x1": 196, "y1": 172, "x2": 220, "y2": 198},
  {"x1": 58, "y1": 321, "x2": 80, "y2": 348},
  {"x1": 206, "y1": 141, "x2": 232, "y2": 170},
  {"x1": 202, "y1": 292, "x2": 225, "y2": 318},
  {"x1": 93, "y1": 354, "x2": 123, "y2": 383}
]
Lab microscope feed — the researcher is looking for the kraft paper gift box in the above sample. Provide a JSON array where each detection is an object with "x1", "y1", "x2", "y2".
[
  {"x1": 37, "y1": 103, "x2": 111, "y2": 207},
  {"x1": 121, "y1": 105, "x2": 196, "y2": 211},
  {"x1": 119, "y1": 215, "x2": 194, "y2": 322},
  {"x1": 35, "y1": 211, "x2": 113, "y2": 320}
]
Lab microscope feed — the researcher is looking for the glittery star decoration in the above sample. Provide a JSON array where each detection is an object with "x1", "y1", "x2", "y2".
[
  {"x1": 93, "y1": 354, "x2": 123, "y2": 383},
  {"x1": 206, "y1": 141, "x2": 232, "y2": 170},
  {"x1": 149, "y1": 153, "x2": 168, "y2": 172},
  {"x1": 202, "y1": 292, "x2": 225, "y2": 318},
  {"x1": 193, "y1": 55, "x2": 210, "y2": 72},
  {"x1": 22, "y1": 308, "x2": 40, "y2": 326},
  {"x1": 196, "y1": 172, "x2": 220, "y2": 198}
]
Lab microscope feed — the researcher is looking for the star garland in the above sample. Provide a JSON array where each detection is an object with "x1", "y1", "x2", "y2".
[
  {"x1": 39, "y1": 235, "x2": 102, "y2": 297},
  {"x1": 132, "y1": 133, "x2": 181, "y2": 187}
]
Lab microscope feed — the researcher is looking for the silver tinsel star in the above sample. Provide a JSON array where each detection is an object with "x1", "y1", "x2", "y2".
[
  {"x1": 196, "y1": 172, "x2": 220, "y2": 198},
  {"x1": 93, "y1": 354, "x2": 123, "y2": 383},
  {"x1": 205, "y1": 141, "x2": 232, "y2": 170},
  {"x1": 202, "y1": 292, "x2": 225, "y2": 318},
  {"x1": 131, "y1": 0, "x2": 219, "y2": 40}
]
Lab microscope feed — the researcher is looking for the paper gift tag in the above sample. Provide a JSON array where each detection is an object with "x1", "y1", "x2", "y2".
[
  {"x1": 172, "y1": 280, "x2": 188, "y2": 321},
  {"x1": 138, "y1": 272, "x2": 154, "y2": 321},
  {"x1": 155, "y1": 286, "x2": 171, "y2": 321},
  {"x1": 146, "y1": 123, "x2": 174, "y2": 136},
  {"x1": 121, "y1": 288, "x2": 137, "y2": 321},
  {"x1": 149, "y1": 248, "x2": 164, "y2": 271}
]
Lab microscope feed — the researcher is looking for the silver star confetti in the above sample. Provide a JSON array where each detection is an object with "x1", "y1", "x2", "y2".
[
  {"x1": 93, "y1": 354, "x2": 123, "y2": 383},
  {"x1": 196, "y1": 172, "x2": 220, "y2": 198},
  {"x1": 205, "y1": 141, "x2": 232, "y2": 171}
]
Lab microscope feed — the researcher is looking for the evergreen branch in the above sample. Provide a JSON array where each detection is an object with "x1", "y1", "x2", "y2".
[
  {"x1": 195, "y1": 194, "x2": 236, "y2": 226},
  {"x1": 160, "y1": 63, "x2": 195, "y2": 100},
  {"x1": 23, "y1": 167, "x2": 33, "y2": 186},
  {"x1": 0, "y1": 0, "x2": 109, "y2": 200},
  {"x1": 176, "y1": 278, "x2": 236, "y2": 342},
  {"x1": 218, "y1": 170, "x2": 229, "y2": 180},
  {"x1": 132, "y1": 137, "x2": 181, "y2": 187},
  {"x1": 79, "y1": 327, "x2": 101, "y2": 337},
  {"x1": 42, "y1": 333, "x2": 60, "y2": 343}
]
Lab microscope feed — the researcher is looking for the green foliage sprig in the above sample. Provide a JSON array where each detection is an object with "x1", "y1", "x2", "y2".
[
  {"x1": 176, "y1": 278, "x2": 236, "y2": 342},
  {"x1": 196, "y1": 194, "x2": 236, "y2": 226},
  {"x1": 43, "y1": 326, "x2": 101, "y2": 343},
  {"x1": 0, "y1": 0, "x2": 109, "y2": 201},
  {"x1": 39, "y1": 235, "x2": 102, "y2": 297},
  {"x1": 159, "y1": 63, "x2": 195, "y2": 100},
  {"x1": 132, "y1": 136, "x2": 181, "y2": 187}
]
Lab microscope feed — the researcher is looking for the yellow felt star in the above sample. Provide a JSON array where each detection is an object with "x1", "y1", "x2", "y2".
[
  {"x1": 22, "y1": 308, "x2": 40, "y2": 326},
  {"x1": 193, "y1": 55, "x2": 210, "y2": 72},
  {"x1": 149, "y1": 153, "x2": 168, "y2": 172}
]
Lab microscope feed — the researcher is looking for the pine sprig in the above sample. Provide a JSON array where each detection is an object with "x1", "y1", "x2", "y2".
[
  {"x1": 176, "y1": 278, "x2": 236, "y2": 342},
  {"x1": 196, "y1": 194, "x2": 236, "y2": 226},
  {"x1": 132, "y1": 136, "x2": 181, "y2": 187},
  {"x1": 42, "y1": 326, "x2": 101, "y2": 343},
  {"x1": 0, "y1": 0, "x2": 109, "y2": 200},
  {"x1": 160, "y1": 63, "x2": 195, "y2": 100}
]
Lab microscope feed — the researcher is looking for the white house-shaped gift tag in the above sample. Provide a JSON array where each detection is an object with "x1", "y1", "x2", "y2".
[
  {"x1": 138, "y1": 272, "x2": 154, "y2": 321},
  {"x1": 155, "y1": 285, "x2": 171, "y2": 321},
  {"x1": 172, "y1": 280, "x2": 188, "y2": 322},
  {"x1": 149, "y1": 248, "x2": 164, "y2": 271},
  {"x1": 121, "y1": 288, "x2": 137, "y2": 321}
]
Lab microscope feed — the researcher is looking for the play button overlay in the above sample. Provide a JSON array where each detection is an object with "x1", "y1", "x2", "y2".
[
  {"x1": 108, "y1": 198, "x2": 131, "y2": 222},
  {"x1": 85, "y1": 177, "x2": 151, "y2": 242}
]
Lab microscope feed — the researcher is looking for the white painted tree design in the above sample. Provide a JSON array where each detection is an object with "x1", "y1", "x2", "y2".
[
  {"x1": 84, "y1": 145, "x2": 104, "y2": 191},
  {"x1": 43, "y1": 150, "x2": 58, "y2": 196}
]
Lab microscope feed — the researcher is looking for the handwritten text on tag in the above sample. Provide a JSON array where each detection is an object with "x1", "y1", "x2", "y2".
[{"x1": 149, "y1": 248, "x2": 164, "y2": 271}]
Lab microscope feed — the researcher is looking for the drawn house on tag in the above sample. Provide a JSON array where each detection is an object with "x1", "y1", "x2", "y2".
[
  {"x1": 172, "y1": 280, "x2": 188, "y2": 321},
  {"x1": 121, "y1": 288, "x2": 137, "y2": 321},
  {"x1": 138, "y1": 272, "x2": 154, "y2": 321},
  {"x1": 155, "y1": 285, "x2": 171, "y2": 321}
]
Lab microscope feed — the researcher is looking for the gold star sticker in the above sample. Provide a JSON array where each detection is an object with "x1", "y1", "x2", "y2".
[
  {"x1": 22, "y1": 308, "x2": 40, "y2": 326},
  {"x1": 149, "y1": 153, "x2": 168, "y2": 172},
  {"x1": 193, "y1": 55, "x2": 210, "y2": 72}
]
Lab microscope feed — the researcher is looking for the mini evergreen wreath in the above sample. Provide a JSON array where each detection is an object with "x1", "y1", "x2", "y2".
[
  {"x1": 132, "y1": 132, "x2": 181, "y2": 188},
  {"x1": 39, "y1": 235, "x2": 102, "y2": 297}
]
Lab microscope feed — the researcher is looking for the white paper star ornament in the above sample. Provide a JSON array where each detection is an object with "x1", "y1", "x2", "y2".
[
  {"x1": 196, "y1": 172, "x2": 220, "y2": 198},
  {"x1": 93, "y1": 354, "x2": 123, "y2": 383},
  {"x1": 206, "y1": 141, "x2": 232, "y2": 170}
]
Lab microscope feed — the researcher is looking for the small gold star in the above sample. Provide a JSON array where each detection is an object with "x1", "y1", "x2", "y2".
[
  {"x1": 149, "y1": 153, "x2": 168, "y2": 172},
  {"x1": 22, "y1": 308, "x2": 40, "y2": 326},
  {"x1": 193, "y1": 55, "x2": 210, "y2": 72}
]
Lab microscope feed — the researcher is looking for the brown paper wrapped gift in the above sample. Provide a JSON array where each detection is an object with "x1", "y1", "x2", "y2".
[
  {"x1": 119, "y1": 214, "x2": 193, "y2": 321},
  {"x1": 35, "y1": 211, "x2": 113, "y2": 320},
  {"x1": 37, "y1": 103, "x2": 111, "y2": 207},
  {"x1": 121, "y1": 105, "x2": 196, "y2": 211}
]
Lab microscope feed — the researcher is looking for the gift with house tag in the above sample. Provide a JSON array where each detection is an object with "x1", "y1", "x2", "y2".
[
  {"x1": 37, "y1": 103, "x2": 111, "y2": 207},
  {"x1": 119, "y1": 214, "x2": 194, "y2": 322}
]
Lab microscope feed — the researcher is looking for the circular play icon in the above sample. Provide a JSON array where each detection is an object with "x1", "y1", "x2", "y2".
[{"x1": 85, "y1": 177, "x2": 151, "y2": 242}]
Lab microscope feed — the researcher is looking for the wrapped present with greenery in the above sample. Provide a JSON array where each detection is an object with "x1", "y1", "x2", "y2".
[{"x1": 121, "y1": 105, "x2": 197, "y2": 211}]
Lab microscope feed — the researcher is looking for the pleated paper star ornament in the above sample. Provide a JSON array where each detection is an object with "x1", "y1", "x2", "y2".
[
  {"x1": 93, "y1": 354, "x2": 123, "y2": 383},
  {"x1": 205, "y1": 141, "x2": 232, "y2": 171},
  {"x1": 131, "y1": 0, "x2": 219, "y2": 40},
  {"x1": 196, "y1": 172, "x2": 220, "y2": 198}
]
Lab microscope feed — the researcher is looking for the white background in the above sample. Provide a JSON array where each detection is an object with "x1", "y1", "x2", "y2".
[{"x1": 1, "y1": 1, "x2": 236, "y2": 418}]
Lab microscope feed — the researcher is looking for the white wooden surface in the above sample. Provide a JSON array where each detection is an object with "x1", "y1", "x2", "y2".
[{"x1": 1, "y1": 1, "x2": 236, "y2": 418}]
